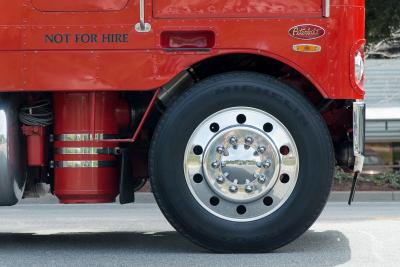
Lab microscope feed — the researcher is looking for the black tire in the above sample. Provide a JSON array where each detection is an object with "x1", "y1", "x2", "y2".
[{"x1": 149, "y1": 72, "x2": 334, "y2": 252}]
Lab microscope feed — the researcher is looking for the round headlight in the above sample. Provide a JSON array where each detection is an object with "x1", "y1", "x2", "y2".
[{"x1": 354, "y1": 51, "x2": 364, "y2": 84}]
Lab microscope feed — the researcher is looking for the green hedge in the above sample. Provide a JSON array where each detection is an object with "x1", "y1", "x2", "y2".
[{"x1": 334, "y1": 168, "x2": 400, "y2": 189}]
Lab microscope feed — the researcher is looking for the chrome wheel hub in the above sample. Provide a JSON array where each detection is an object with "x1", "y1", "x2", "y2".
[
  {"x1": 184, "y1": 107, "x2": 299, "y2": 222},
  {"x1": 202, "y1": 127, "x2": 280, "y2": 203}
]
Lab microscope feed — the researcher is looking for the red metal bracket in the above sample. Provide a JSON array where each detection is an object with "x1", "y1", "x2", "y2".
[{"x1": 103, "y1": 89, "x2": 160, "y2": 143}]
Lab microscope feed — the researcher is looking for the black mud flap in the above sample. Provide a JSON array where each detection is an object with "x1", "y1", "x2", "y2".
[
  {"x1": 119, "y1": 148, "x2": 135, "y2": 204},
  {"x1": 348, "y1": 171, "x2": 360, "y2": 205}
]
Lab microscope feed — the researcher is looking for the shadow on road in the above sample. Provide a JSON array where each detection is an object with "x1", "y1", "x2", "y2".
[
  {"x1": 0, "y1": 230, "x2": 351, "y2": 266},
  {"x1": 0, "y1": 231, "x2": 202, "y2": 253}
]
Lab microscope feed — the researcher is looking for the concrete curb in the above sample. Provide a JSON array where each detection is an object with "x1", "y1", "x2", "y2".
[
  {"x1": 136, "y1": 192, "x2": 400, "y2": 203},
  {"x1": 135, "y1": 192, "x2": 400, "y2": 203},
  {"x1": 329, "y1": 191, "x2": 400, "y2": 202},
  {"x1": 18, "y1": 191, "x2": 400, "y2": 204}
]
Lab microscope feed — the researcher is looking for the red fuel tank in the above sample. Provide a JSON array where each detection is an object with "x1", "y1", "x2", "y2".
[{"x1": 53, "y1": 92, "x2": 128, "y2": 204}]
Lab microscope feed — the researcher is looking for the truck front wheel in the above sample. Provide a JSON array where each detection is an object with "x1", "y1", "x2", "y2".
[{"x1": 149, "y1": 72, "x2": 334, "y2": 252}]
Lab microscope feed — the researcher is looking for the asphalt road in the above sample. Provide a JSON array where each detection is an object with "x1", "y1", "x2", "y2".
[{"x1": 0, "y1": 200, "x2": 399, "y2": 267}]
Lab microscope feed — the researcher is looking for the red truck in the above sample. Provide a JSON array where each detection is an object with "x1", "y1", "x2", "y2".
[{"x1": 0, "y1": 0, "x2": 365, "y2": 252}]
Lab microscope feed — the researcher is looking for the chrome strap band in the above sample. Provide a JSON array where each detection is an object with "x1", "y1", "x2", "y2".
[
  {"x1": 56, "y1": 147, "x2": 119, "y2": 155},
  {"x1": 54, "y1": 160, "x2": 117, "y2": 168},
  {"x1": 55, "y1": 134, "x2": 120, "y2": 141}
]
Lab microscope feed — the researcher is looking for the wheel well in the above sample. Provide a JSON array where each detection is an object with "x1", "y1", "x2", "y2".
[
  {"x1": 190, "y1": 53, "x2": 324, "y2": 106},
  {"x1": 156, "y1": 53, "x2": 353, "y2": 169},
  {"x1": 192, "y1": 54, "x2": 353, "y2": 147}
]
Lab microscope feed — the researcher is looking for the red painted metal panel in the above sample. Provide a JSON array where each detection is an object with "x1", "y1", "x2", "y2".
[
  {"x1": 24, "y1": 52, "x2": 100, "y2": 90},
  {"x1": 0, "y1": 52, "x2": 23, "y2": 91},
  {"x1": 0, "y1": 27, "x2": 23, "y2": 51},
  {"x1": 0, "y1": 1, "x2": 24, "y2": 25},
  {"x1": 0, "y1": 0, "x2": 365, "y2": 100},
  {"x1": 32, "y1": 0, "x2": 129, "y2": 12},
  {"x1": 154, "y1": 0, "x2": 322, "y2": 18},
  {"x1": 332, "y1": 0, "x2": 364, "y2": 6}
]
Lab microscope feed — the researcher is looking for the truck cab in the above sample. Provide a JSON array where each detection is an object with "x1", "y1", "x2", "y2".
[{"x1": 0, "y1": 0, "x2": 365, "y2": 252}]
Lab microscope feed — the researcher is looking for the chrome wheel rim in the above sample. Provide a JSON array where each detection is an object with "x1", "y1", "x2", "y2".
[{"x1": 184, "y1": 107, "x2": 299, "y2": 222}]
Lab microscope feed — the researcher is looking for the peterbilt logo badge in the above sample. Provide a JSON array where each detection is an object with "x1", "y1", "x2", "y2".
[{"x1": 288, "y1": 24, "x2": 325, "y2": 40}]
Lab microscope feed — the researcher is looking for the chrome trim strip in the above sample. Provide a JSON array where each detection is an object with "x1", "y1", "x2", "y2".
[
  {"x1": 56, "y1": 147, "x2": 117, "y2": 155},
  {"x1": 323, "y1": 0, "x2": 330, "y2": 17},
  {"x1": 55, "y1": 134, "x2": 120, "y2": 141},
  {"x1": 55, "y1": 160, "x2": 117, "y2": 168},
  {"x1": 353, "y1": 101, "x2": 365, "y2": 172}
]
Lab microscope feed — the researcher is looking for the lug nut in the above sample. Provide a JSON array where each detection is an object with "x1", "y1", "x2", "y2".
[
  {"x1": 211, "y1": 161, "x2": 220, "y2": 168},
  {"x1": 229, "y1": 184, "x2": 238, "y2": 193},
  {"x1": 257, "y1": 146, "x2": 266, "y2": 154},
  {"x1": 245, "y1": 137, "x2": 254, "y2": 145},
  {"x1": 216, "y1": 146, "x2": 229, "y2": 156},
  {"x1": 216, "y1": 146, "x2": 225, "y2": 154},
  {"x1": 216, "y1": 175, "x2": 225, "y2": 184},
  {"x1": 258, "y1": 174, "x2": 266, "y2": 184},
  {"x1": 257, "y1": 160, "x2": 272, "y2": 168},
  {"x1": 245, "y1": 185, "x2": 253, "y2": 193},
  {"x1": 229, "y1": 136, "x2": 238, "y2": 146},
  {"x1": 263, "y1": 160, "x2": 272, "y2": 168},
  {"x1": 229, "y1": 179, "x2": 239, "y2": 193},
  {"x1": 244, "y1": 136, "x2": 253, "y2": 150},
  {"x1": 244, "y1": 179, "x2": 253, "y2": 193}
]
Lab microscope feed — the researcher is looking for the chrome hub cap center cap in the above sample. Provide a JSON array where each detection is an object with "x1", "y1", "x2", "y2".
[
  {"x1": 203, "y1": 127, "x2": 279, "y2": 202},
  {"x1": 222, "y1": 145, "x2": 260, "y2": 183}
]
